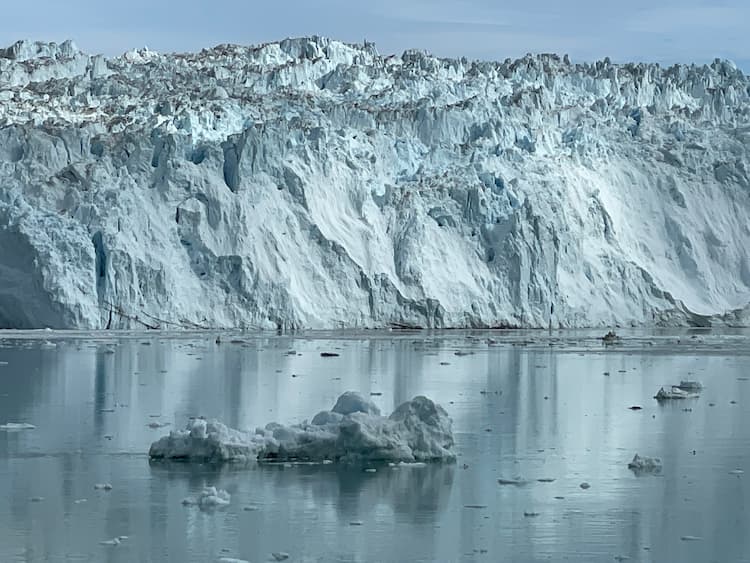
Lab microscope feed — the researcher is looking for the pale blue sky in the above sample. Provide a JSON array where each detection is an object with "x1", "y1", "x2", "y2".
[{"x1": 1, "y1": 0, "x2": 748, "y2": 69}]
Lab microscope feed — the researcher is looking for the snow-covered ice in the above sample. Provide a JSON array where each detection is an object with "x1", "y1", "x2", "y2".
[
  {"x1": 149, "y1": 392, "x2": 455, "y2": 464},
  {"x1": 1, "y1": 38, "x2": 750, "y2": 329},
  {"x1": 628, "y1": 454, "x2": 663, "y2": 474}
]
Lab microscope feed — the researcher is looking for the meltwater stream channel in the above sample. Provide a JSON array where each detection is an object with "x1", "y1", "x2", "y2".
[{"x1": 0, "y1": 329, "x2": 748, "y2": 562}]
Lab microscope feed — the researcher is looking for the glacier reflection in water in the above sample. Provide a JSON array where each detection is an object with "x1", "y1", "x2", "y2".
[{"x1": 0, "y1": 330, "x2": 749, "y2": 562}]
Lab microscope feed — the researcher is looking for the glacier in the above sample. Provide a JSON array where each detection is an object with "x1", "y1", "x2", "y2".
[{"x1": 1, "y1": 37, "x2": 750, "y2": 329}]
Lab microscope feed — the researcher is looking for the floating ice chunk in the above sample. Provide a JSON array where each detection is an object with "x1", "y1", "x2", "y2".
[
  {"x1": 0, "y1": 423, "x2": 36, "y2": 431},
  {"x1": 654, "y1": 386, "x2": 699, "y2": 400},
  {"x1": 182, "y1": 486, "x2": 231, "y2": 510},
  {"x1": 150, "y1": 392, "x2": 454, "y2": 464},
  {"x1": 147, "y1": 421, "x2": 171, "y2": 429},
  {"x1": 676, "y1": 381, "x2": 703, "y2": 392},
  {"x1": 218, "y1": 558, "x2": 249, "y2": 563},
  {"x1": 94, "y1": 483, "x2": 113, "y2": 491},
  {"x1": 628, "y1": 454, "x2": 663, "y2": 474},
  {"x1": 100, "y1": 538, "x2": 120, "y2": 546},
  {"x1": 497, "y1": 478, "x2": 528, "y2": 486}
]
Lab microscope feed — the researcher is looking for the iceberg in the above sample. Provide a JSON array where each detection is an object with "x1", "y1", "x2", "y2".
[
  {"x1": 627, "y1": 454, "x2": 663, "y2": 474},
  {"x1": 149, "y1": 392, "x2": 455, "y2": 464}
]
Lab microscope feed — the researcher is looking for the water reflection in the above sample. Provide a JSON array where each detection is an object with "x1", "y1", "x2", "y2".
[{"x1": 0, "y1": 332, "x2": 749, "y2": 562}]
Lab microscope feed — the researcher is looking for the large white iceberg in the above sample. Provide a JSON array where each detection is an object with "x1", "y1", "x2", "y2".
[
  {"x1": 149, "y1": 392, "x2": 455, "y2": 464},
  {"x1": 1, "y1": 38, "x2": 749, "y2": 330}
]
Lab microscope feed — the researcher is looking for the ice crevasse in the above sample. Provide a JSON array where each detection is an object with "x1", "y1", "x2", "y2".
[{"x1": 1, "y1": 38, "x2": 750, "y2": 329}]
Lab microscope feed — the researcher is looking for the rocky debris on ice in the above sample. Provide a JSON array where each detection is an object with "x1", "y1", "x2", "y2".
[
  {"x1": 0, "y1": 422, "x2": 36, "y2": 430},
  {"x1": 654, "y1": 386, "x2": 700, "y2": 400},
  {"x1": 628, "y1": 454, "x2": 663, "y2": 474},
  {"x1": 602, "y1": 331, "x2": 620, "y2": 343},
  {"x1": 182, "y1": 486, "x2": 231, "y2": 509},
  {"x1": 1, "y1": 38, "x2": 750, "y2": 330},
  {"x1": 149, "y1": 392, "x2": 454, "y2": 464}
]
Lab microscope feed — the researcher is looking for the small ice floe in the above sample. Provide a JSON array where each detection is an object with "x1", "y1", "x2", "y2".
[
  {"x1": 628, "y1": 454, "x2": 663, "y2": 474},
  {"x1": 100, "y1": 538, "x2": 121, "y2": 546},
  {"x1": 580, "y1": 482, "x2": 591, "y2": 489},
  {"x1": 94, "y1": 483, "x2": 113, "y2": 491},
  {"x1": 676, "y1": 381, "x2": 703, "y2": 392},
  {"x1": 654, "y1": 386, "x2": 699, "y2": 400},
  {"x1": 497, "y1": 478, "x2": 528, "y2": 486},
  {"x1": 388, "y1": 461, "x2": 427, "y2": 468},
  {"x1": 74, "y1": 499, "x2": 87, "y2": 504},
  {"x1": 182, "y1": 487, "x2": 230, "y2": 510},
  {"x1": 0, "y1": 423, "x2": 36, "y2": 431},
  {"x1": 147, "y1": 421, "x2": 170, "y2": 429}
]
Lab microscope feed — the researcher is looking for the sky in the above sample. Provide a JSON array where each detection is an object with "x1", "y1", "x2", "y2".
[{"x1": 1, "y1": 0, "x2": 748, "y2": 71}]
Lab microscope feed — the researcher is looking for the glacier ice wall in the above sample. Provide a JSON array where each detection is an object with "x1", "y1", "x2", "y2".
[{"x1": 1, "y1": 38, "x2": 750, "y2": 329}]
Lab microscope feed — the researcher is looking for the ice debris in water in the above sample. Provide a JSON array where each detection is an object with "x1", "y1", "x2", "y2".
[
  {"x1": 654, "y1": 386, "x2": 700, "y2": 400},
  {"x1": 100, "y1": 538, "x2": 121, "y2": 546},
  {"x1": 676, "y1": 380, "x2": 703, "y2": 392},
  {"x1": 149, "y1": 392, "x2": 454, "y2": 464},
  {"x1": 182, "y1": 486, "x2": 231, "y2": 510},
  {"x1": 94, "y1": 483, "x2": 113, "y2": 491},
  {"x1": 0, "y1": 423, "x2": 36, "y2": 431},
  {"x1": 628, "y1": 454, "x2": 663, "y2": 474}
]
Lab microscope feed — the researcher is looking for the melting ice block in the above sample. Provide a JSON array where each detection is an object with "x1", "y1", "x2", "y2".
[{"x1": 149, "y1": 392, "x2": 454, "y2": 464}]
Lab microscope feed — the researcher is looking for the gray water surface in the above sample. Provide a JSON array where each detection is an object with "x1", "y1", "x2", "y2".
[{"x1": 0, "y1": 330, "x2": 748, "y2": 562}]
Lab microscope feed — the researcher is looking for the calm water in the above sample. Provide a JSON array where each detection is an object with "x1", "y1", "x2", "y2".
[{"x1": 0, "y1": 330, "x2": 748, "y2": 563}]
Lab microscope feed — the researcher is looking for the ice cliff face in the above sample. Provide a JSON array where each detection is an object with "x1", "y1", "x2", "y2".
[{"x1": 1, "y1": 37, "x2": 750, "y2": 329}]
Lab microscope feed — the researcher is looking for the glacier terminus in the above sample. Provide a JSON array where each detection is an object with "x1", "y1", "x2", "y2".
[{"x1": 1, "y1": 37, "x2": 749, "y2": 329}]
